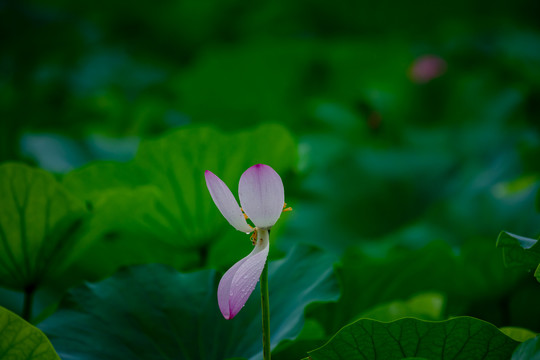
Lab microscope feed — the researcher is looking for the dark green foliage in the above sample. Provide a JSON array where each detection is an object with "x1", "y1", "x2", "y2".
[
  {"x1": 497, "y1": 231, "x2": 540, "y2": 282},
  {"x1": 308, "y1": 317, "x2": 519, "y2": 360},
  {"x1": 1, "y1": 0, "x2": 540, "y2": 358},
  {"x1": 39, "y1": 246, "x2": 339, "y2": 359},
  {"x1": 512, "y1": 335, "x2": 540, "y2": 360}
]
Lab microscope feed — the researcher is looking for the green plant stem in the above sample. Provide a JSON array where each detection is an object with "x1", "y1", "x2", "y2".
[
  {"x1": 260, "y1": 252, "x2": 271, "y2": 360},
  {"x1": 22, "y1": 286, "x2": 35, "y2": 322}
]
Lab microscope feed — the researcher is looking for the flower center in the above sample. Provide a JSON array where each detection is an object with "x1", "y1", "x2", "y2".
[
  {"x1": 250, "y1": 228, "x2": 258, "y2": 245},
  {"x1": 241, "y1": 203, "x2": 292, "y2": 245}
]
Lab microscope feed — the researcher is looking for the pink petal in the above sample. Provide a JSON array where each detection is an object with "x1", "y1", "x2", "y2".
[
  {"x1": 217, "y1": 236, "x2": 270, "y2": 319},
  {"x1": 409, "y1": 55, "x2": 447, "y2": 84},
  {"x1": 205, "y1": 170, "x2": 253, "y2": 233},
  {"x1": 238, "y1": 164, "x2": 284, "y2": 229}
]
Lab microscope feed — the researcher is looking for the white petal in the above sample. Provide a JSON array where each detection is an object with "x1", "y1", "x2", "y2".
[
  {"x1": 205, "y1": 170, "x2": 252, "y2": 233},
  {"x1": 217, "y1": 229, "x2": 270, "y2": 319},
  {"x1": 239, "y1": 164, "x2": 284, "y2": 229}
]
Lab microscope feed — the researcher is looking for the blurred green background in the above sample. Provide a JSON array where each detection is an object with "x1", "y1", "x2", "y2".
[{"x1": 1, "y1": 0, "x2": 540, "y2": 358}]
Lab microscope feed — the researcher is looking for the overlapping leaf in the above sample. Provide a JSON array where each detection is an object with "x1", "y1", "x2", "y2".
[
  {"x1": 307, "y1": 317, "x2": 520, "y2": 360},
  {"x1": 500, "y1": 327, "x2": 537, "y2": 342},
  {"x1": 0, "y1": 306, "x2": 60, "y2": 360},
  {"x1": 60, "y1": 124, "x2": 297, "y2": 279},
  {"x1": 64, "y1": 124, "x2": 296, "y2": 244},
  {"x1": 64, "y1": 187, "x2": 201, "y2": 281},
  {"x1": 274, "y1": 292, "x2": 445, "y2": 360},
  {"x1": 358, "y1": 292, "x2": 445, "y2": 322},
  {"x1": 512, "y1": 335, "x2": 540, "y2": 360},
  {"x1": 40, "y1": 245, "x2": 339, "y2": 360},
  {"x1": 0, "y1": 163, "x2": 87, "y2": 290},
  {"x1": 497, "y1": 231, "x2": 540, "y2": 282}
]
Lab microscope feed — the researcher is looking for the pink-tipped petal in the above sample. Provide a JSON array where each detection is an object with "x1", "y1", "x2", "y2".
[
  {"x1": 205, "y1": 170, "x2": 253, "y2": 233},
  {"x1": 217, "y1": 256, "x2": 250, "y2": 319},
  {"x1": 217, "y1": 234, "x2": 270, "y2": 319},
  {"x1": 238, "y1": 164, "x2": 284, "y2": 229}
]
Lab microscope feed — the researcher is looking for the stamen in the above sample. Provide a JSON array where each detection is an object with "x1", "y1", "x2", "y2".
[
  {"x1": 282, "y1": 203, "x2": 292, "y2": 212},
  {"x1": 241, "y1": 208, "x2": 249, "y2": 220},
  {"x1": 250, "y1": 228, "x2": 258, "y2": 245}
]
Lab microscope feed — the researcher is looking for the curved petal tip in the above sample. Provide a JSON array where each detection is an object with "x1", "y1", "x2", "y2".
[{"x1": 217, "y1": 242, "x2": 270, "y2": 319}]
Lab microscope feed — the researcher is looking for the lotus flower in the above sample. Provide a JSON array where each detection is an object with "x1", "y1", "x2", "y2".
[
  {"x1": 409, "y1": 54, "x2": 447, "y2": 84},
  {"x1": 205, "y1": 164, "x2": 289, "y2": 319}
]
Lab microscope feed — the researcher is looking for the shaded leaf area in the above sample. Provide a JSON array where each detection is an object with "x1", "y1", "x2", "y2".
[
  {"x1": 0, "y1": 163, "x2": 87, "y2": 291},
  {"x1": 308, "y1": 317, "x2": 519, "y2": 360},
  {"x1": 275, "y1": 292, "x2": 446, "y2": 360},
  {"x1": 500, "y1": 327, "x2": 537, "y2": 343},
  {"x1": 497, "y1": 231, "x2": 540, "y2": 283},
  {"x1": 265, "y1": 46, "x2": 540, "y2": 255},
  {"x1": 512, "y1": 335, "x2": 540, "y2": 360},
  {"x1": 60, "y1": 124, "x2": 296, "y2": 280},
  {"x1": 311, "y1": 240, "x2": 539, "y2": 336},
  {"x1": 59, "y1": 187, "x2": 201, "y2": 282},
  {"x1": 0, "y1": 306, "x2": 60, "y2": 360},
  {"x1": 358, "y1": 292, "x2": 445, "y2": 323},
  {"x1": 281, "y1": 123, "x2": 540, "y2": 260},
  {"x1": 39, "y1": 245, "x2": 339, "y2": 360},
  {"x1": 174, "y1": 40, "x2": 414, "y2": 133}
]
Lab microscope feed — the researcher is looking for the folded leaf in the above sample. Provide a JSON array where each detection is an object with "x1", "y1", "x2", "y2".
[{"x1": 497, "y1": 231, "x2": 540, "y2": 282}]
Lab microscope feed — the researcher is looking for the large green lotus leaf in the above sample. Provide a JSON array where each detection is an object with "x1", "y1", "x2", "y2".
[
  {"x1": 62, "y1": 160, "x2": 145, "y2": 198},
  {"x1": 0, "y1": 163, "x2": 87, "y2": 290},
  {"x1": 39, "y1": 245, "x2": 339, "y2": 360},
  {"x1": 307, "y1": 317, "x2": 519, "y2": 360},
  {"x1": 63, "y1": 124, "x2": 296, "y2": 249},
  {"x1": 312, "y1": 240, "x2": 522, "y2": 335},
  {"x1": 512, "y1": 335, "x2": 540, "y2": 360},
  {"x1": 63, "y1": 187, "x2": 201, "y2": 282},
  {"x1": 59, "y1": 124, "x2": 296, "y2": 280},
  {"x1": 133, "y1": 123, "x2": 296, "y2": 246},
  {"x1": 0, "y1": 306, "x2": 60, "y2": 360},
  {"x1": 496, "y1": 231, "x2": 540, "y2": 278}
]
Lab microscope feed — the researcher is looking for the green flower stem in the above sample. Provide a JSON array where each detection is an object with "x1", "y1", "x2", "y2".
[
  {"x1": 260, "y1": 230, "x2": 271, "y2": 360},
  {"x1": 22, "y1": 285, "x2": 35, "y2": 322}
]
